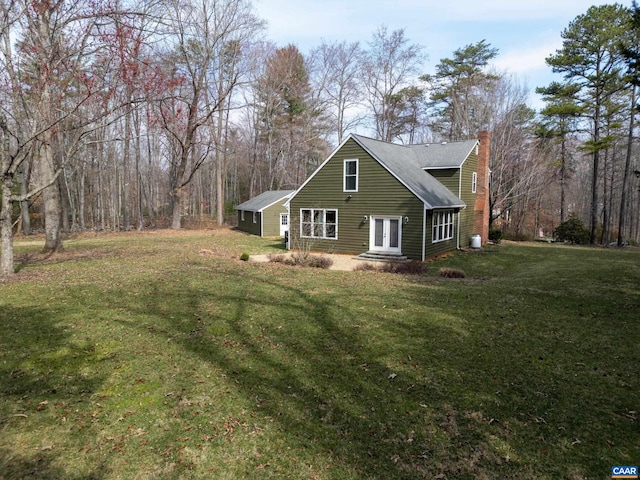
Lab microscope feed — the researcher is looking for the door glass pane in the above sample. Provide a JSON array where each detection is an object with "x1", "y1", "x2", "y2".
[
  {"x1": 374, "y1": 219, "x2": 384, "y2": 247},
  {"x1": 389, "y1": 219, "x2": 399, "y2": 248}
]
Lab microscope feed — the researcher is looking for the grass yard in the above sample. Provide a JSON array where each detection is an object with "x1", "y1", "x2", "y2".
[{"x1": 1, "y1": 229, "x2": 638, "y2": 479}]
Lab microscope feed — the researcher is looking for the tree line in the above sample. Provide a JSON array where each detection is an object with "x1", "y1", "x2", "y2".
[{"x1": 1, "y1": 0, "x2": 639, "y2": 277}]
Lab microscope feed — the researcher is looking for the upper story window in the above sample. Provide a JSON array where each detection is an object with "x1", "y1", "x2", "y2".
[
  {"x1": 344, "y1": 159, "x2": 358, "y2": 192},
  {"x1": 472, "y1": 172, "x2": 477, "y2": 193}
]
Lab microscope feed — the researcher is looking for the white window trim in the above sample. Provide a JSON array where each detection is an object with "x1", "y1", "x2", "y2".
[
  {"x1": 432, "y1": 210, "x2": 455, "y2": 243},
  {"x1": 300, "y1": 208, "x2": 338, "y2": 240},
  {"x1": 343, "y1": 159, "x2": 358, "y2": 192},
  {"x1": 472, "y1": 172, "x2": 477, "y2": 193}
]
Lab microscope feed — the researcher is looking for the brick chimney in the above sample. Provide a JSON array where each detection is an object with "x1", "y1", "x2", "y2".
[{"x1": 474, "y1": 131, "x2": 490, "y2": 244}]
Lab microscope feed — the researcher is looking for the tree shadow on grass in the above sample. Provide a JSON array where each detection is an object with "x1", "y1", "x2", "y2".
[
  {"x1": 107, "y1": 259, "x2": 640, "y2": 479},
  {"x1": 0, "y1": 305, "x2": 107, "y2": 480},
  {"x1": 109, "y1": 266, "x2": 510, "y2": 478}
]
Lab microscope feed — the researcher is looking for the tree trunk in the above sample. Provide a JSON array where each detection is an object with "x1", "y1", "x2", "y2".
[
  {"x1": 135, "y1": 107, "x2": 144, "y2": 230},
  {"x1": 618, "y1": 82, "x2": 636, "y2": 246},
  {"x1": 0, "y1": 112, "x2": 13, "y2": 277},
  {"x1": 560, "y1": 138, "x2": 567, "y2": 225},
  {"x1": 79, "y1": 162, "x2": 86, "y2": 231},
  {"x1": 18, "y1": 162, "x2": 31, "y2": 235},
  {"x1": 123, "y1": 108, "x2": 131, "y2": 231},
  {"x1": 589, "y1": 106, "x2": 600, "y2": 245},
  {"x1": 170, "y1": 187, "x2": 183, "y2": 229},
  {"x1": 41, "y1": 131, "x2": 63, "y2": 253},
  {"x1": 0, "y1": 176, "x2": 14, "y2": 277}
]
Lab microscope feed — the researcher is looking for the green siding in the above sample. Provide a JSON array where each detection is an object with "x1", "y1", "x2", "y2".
[
  {"x1": 429, "y1": 168, "x2": 460, "y2": 195},
  {"x1": 237, "y1": 210, "x2": 261, "y2": 236},
  {"x1": 458, "y1": 149, "x2": 479, "y2": 247},
  {"x1": 262, "y1": 201, "x2": 287, "y2": 237},
  {"x1": 290, "y1": 139, "x2": 425, "y2": 259},
  {"x1": 424, "y1": 210, "x2": 459, "y2": 259},
  {"x1": 427, "y1": 148, "x2": 479, "y2": 249}
]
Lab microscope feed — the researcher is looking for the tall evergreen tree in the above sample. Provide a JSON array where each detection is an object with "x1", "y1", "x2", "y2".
[
  {"x1": 617, "y1": 0, "x2": 640, "y2": 246},
  {"x1": 422, "y1": 39, "x2": 498, "y2": 140},
  {"x1": 536, "y1": 82, "x2": 583, "y2": 224},
  {"x1": 256, "y1": 45, "x2": 328, "y2": 190},
  {"x1": 546, "y1": 4, "x2": 631, "y2": 244}
]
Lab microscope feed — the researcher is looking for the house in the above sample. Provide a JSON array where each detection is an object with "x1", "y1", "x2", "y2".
[
  {"x1": 236, "y1": 190, "x2": 294, "y2": 237},
  {"x1": 286, "y1": 131, "x2": 490, "y2": 261}
]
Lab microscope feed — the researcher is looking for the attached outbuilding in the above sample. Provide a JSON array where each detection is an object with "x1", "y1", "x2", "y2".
[{"x1": 236, "y1": 190, "x2": 294, "y2": 237}]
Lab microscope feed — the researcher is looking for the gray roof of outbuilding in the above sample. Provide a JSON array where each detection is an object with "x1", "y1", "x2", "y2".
[
  {"x1": 236, "y1": 190, "x2": 294, "y2": 212},
  {"x1": 351, "y1": 134, "x2": 474, "y2": 209}
]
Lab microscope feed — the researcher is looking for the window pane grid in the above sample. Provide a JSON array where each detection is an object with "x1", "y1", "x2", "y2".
[
  {"x1": 432, "y1": 210, "x2": 454, "y2": 243},
  {"x1": 300, "y1": 208, "x2": 338, "y2": 240},
  {"x1": 344, "y1": 159, "x2": 358, "y2": 192}
]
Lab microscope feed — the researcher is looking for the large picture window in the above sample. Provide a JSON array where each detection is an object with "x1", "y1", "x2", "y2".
[
  {"x1": 344, "y1": 159, "x2": 358, "y2": 192},
  {"x1": 432, "y1": 210, "x2": 454, "y2": 243},
  {"x1": 301, "y1": 208, "x2": 338, "y2": 239}
]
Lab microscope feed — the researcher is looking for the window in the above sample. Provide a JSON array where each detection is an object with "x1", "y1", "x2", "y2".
[
  {"x1": 344, "y1": 159, "x2": 358, "y2": 192},
  {"x1": 472, "y1": 172, "x2": 477, "y2": 193},
  {"x1": 241, "y1": 210, "x2": 245, "y2": 222},
  {"x1": 252, "y1": 212, "x2": 257, "y2": 223},
  {"x1": 432, "y1": 210, "x2": 454, "y2": 243},
  {"x1": 300, "y1": 208, "x2": 338, "y2": 239},
  {"x1": 281, "y1": 215, "x2": 288, "y2": 226}
]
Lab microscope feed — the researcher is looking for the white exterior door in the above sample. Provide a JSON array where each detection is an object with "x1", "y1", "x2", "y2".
[
  {"x1": 369, "y1": 216, "x2": 402, "y2": 254},
  {"x1": 279, "y1": 213, "x2": 289, "y2": 236}
]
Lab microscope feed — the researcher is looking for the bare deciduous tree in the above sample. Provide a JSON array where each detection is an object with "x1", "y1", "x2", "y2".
[{"x1": 361, "y1": 26, "x2": 424, "y2": 142}]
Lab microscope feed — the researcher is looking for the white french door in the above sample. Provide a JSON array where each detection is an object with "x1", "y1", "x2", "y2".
[{"x1": 369, "y1": 216, "x2": 402, "y2": 254}]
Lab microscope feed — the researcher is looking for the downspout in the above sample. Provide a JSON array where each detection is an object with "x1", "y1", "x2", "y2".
[
  {"x1": 457, "y1": 165, "x2": 463, "y2": 250},
  {"x1": 422, "y1": 203, "x2": 427, "y2": 261},
  {"x1": 457, "y1": 209, "x2": 462, "y2": 250},
  {"x1": 286, "y1": 204, "x2": 290, "y2": 250}
]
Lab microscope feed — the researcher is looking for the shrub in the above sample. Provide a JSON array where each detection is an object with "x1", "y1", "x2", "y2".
[
  {"x1": 353, "y1": 262, "x2": 378, "y2": 272},
  {"x1": 554, "y1": 215, "x2": 590, "y2": 244},
  {"x1": 489, "y1": 228, "x2": 503, "y2": 244},
  {"x1": 507, "y1": 231, "x2": 534, "y2": 242},
  {"x1": 269, "y1": 253, "x2": 333, "y2": 269},
  {"x1": 269, "y1": 254, "x2": 286, "y2": 263},
  {"x1": 307, "y1": 255, "x2": 334, "y2": 269},
  {"x1": 240, "y1": 252, "x2": 250, "y2": 261},
  {"x1": 439, "y1": 268, "x2": 466, "y2": 279},
  {"x1": 380, "y1": 260, "x2": 428, "y2": 275}
]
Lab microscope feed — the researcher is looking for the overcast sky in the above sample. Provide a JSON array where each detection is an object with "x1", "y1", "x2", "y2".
[{"x1": 253, "y1": 1, "x2": 622, "y2": 110}]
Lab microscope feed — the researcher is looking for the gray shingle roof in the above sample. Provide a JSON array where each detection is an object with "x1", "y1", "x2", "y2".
[
  {"x1": 351, "y1": 134, "x2": 474, "y2": 209},
  {"x1": 236, "y1": 190, "x2": 294, "y2": 212},
  {"x1": 409, "y1": 139, "x2": 478, "y2": 169}
]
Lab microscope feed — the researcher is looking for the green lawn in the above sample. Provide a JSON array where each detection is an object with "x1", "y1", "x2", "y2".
[{"x1": 1, "y1": 230, "x2": 638, "y2": 479}]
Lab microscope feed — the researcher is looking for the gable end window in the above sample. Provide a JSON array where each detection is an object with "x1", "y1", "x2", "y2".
[
  {"x1": 344, "y1": 159, "x2": 358, "y2": 192},
  {"x1": 301, "y1": 208, "x2": 338, "y2": 239},
  {"x1": 432, "y1": 210, "x2": 454, "y2": 243},
  {"x1": 472, "y1": 172, "x2": 477, "y2": 193}
]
